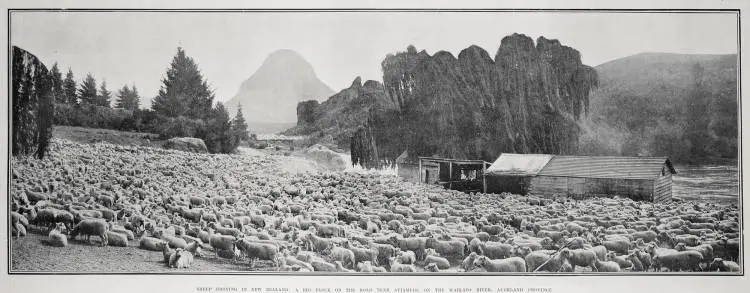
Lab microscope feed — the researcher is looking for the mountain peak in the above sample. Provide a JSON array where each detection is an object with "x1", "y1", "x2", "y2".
[{"x1": 227, "y1": 50, "x2": 335, "y2": 124}]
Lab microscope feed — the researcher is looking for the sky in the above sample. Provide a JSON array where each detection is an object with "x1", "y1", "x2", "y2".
[{"x1": 11, "y1": 11, "x2": 738, "y2": 108}]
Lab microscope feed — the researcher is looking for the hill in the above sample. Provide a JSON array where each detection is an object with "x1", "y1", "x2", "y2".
[
  {"x1": 582, "y1": 52, "x2": 737, "y2": 162},
  {"x1": 226, "y1": 50, "x2": 335, "y2": 124}
]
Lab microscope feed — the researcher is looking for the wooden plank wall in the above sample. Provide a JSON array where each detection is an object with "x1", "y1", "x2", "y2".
[
  {"x1": 654, "y1": 173, "x2": 672, "y2": 203},
  {"x1": 531, "y1": 176, "x2": 658, "y2": 202}
]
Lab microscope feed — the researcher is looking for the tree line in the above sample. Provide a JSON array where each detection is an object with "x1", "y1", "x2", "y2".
[{"x1": 39, "y1": 47, "x2": 250, "y2": 154}]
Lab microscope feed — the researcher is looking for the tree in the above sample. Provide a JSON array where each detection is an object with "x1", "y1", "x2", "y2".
[
  {"x1": 152, "y1": 47, "x2": 214, "y2": 119},
  {"x1": 12, "y1": 46, "x2": 55, "y2": 159},
  {"x1": 684, "y1": 63, "x2": 714, "y2": 158},
  {"x1": 49, "y1": 63, "x2": 64, "y2": 103},
  {"x1": 230, "y1": 103, "x2": 250, "y2": 149},
  {"x1": 204, "y1": 102, "x2": 233, "y2": 153},
  {"x1": 131, "y1": 85, "x2": 141, "y2": 110},
  {"x1": 78, "y1": 73, "x2": 97, "y2": 105},
  {"x1": 98, "y1": 80, "x2": 111, "y2": 107},
  {"x1": 63, "y1": 68, "x2": 77, "y2": 104},
  {"x1": 115, "y1": 85, "x2": 132, "y2": 109}
]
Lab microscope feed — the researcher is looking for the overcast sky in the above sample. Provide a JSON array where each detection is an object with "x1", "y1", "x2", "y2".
[{"x1": 11, "y1": 11, "x2": 738, "y2": 108}]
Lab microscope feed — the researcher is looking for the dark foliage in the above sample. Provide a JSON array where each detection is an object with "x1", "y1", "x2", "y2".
[
  {"x1": 12, "y1": 46, "x2": 56, "y2": 159},
  {"x1": 152, "y1": 47, "x2": 214, "y2": 119}
]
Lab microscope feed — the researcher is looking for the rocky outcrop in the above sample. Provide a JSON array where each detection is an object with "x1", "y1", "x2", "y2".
[
  {"x1": 163, "y1": 137, "x2": 208, "y2": 153},
  {"x1": 285, "y1": 76, "x2": 396, "y2": 150},
  {"x1": 292, "y1": 34, "x2": 598, "y2": 165},
  {"x1": 376, "y1": 34, "x2": 597, "y2": 162},
  {"x1": 12, "y1": 46, "x2": 55, "y2": 159}
]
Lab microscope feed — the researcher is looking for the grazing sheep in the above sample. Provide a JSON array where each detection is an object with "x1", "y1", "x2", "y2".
[
  {"x1": 473, "y1": 256, "x2": 526, "y2": 272},
  {"x1": 69, "y1": 219, "x2": 109, "y2": 246},
  {"x1": 47, "y1": 223, "x2": 68, "y2": 247},
  {"x1": 235, "y1": 239, "x2": 280, "y2": 267}
]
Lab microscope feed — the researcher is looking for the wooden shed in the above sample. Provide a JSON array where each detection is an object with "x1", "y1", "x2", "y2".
[
  {"x1": 485, "y1": 154, "x2": 677, "y2": 203},
  {"x1": 417, "y1": 157, "x2": 492, "y2": 193}
]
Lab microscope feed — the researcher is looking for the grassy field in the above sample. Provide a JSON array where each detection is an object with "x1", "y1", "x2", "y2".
[{"x1": 53, "y1": 125, "x2": 164, "y2": 148}]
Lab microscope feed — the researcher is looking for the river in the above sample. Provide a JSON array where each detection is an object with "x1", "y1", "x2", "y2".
[{"x1": 672, "y1": 162, "x2": 740, "y2": 203}]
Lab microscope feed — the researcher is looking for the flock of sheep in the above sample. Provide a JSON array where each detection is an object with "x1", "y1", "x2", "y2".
[{"x1": 9, "y1": 138, "x2": 742, "y2": 273}]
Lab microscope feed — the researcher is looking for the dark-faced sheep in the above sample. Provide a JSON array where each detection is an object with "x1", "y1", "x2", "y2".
[{"x1": 69, "y1": 219, "x2": 109, "y2": 246}]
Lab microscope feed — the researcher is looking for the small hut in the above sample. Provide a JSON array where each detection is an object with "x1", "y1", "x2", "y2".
[
  {"x1": 485, "y1": 153, "x2": 677, "y2": 202},
  {"x1": 417, "y1": 157, "x2": 491, "y2": 193}
]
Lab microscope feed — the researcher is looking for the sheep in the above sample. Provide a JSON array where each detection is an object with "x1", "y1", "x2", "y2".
[
  {"x1": 670, "y1": 234, "x2": 701, "y2": 247},
  {"x1": 652, "y1": 251, "x2": 703, "y2": 272},
  {"x1": 169, "y1": 249, "x2": 194, "y2": 268},
  {"x1": 311, "y1": 259, "x2": 337, "y2": 272},
  {"x1": 302, "y1": 232, "x2": 333, "y2": 253},
  {"x1": 396, "y1": 250, "x2": 416, "y2": 265},
  {"x1": 284, "y1": 256, "x2": 314, "y2": 272},
  {"x1": 161, "y1": 242, "x2": 175, "y2": 263},
  {"x1": 69, "y1": 218, "x2": 109, "y2": 246},
  {"x1": 106, "y1": 231, "x2": 129, "y2": 247},
  {"x1": 598, "y1": 238, "x2": 630, "y2": 254},
  {"x1": 334, "y1": 261, "x2": 355, "y2": 273},
  {"x1": 674, "y1": 243, "x2": 714, "y2": 261},
  {"x1": 389, "y1": 235, "x2": 428, "y2": 261},
  {"x1": 594, "y1": 257, "x2": 621, "y2": 272},
  {"x1": 344, "y1": 242, "x2": 379, "y2": 265},
  {"x1": 235, "y1": 239, "x2": 279, "y2": 267},
  {"x1": 47, "y1": 223, "x2": 68, "y2": 247},
  {"x1": 369, "y1": 242, "x2": 397, "y2": 267},
  {"x1": 424, "y1": 263, "x2": 440, "y2": 272},
  {"x1": 13, "y1": 222, "x2": 27, "y2": 238},
  {"x1": 708, "y1": 258, "x2": 740, "y2": 272},
  {"x1": 140, "y1": 234, "x2": 167, "y2": 251},
  {"x1": 388, "y1": 257, "x2": 416, "y2": 272},
  {"x1": 312, "y1": 222, "x2": 345, "y2": 238},
  {"x1": 461, "y1": 252, "x2": 479, "y2": 271},
  {"x1": 108, "y1": 223, "x2": 135, "y2": 240},
  {"x1": 426, "y1": 236, "x2": 466, "y2": 260},
  {"x1": 209, "y1": 234, "x2": 237, "y2": 252},
  {"x1": 605, "y1": 252, "x2": 632, "y2": 269},
  {"x1": 326, "y1": 246, "x2": 356, "y2": 269},
  {"x1": 185, "y1": 240, "x2": 202, "y2": 257},
  {"x1": 629, "y1": 230, "x2": 657, "y2": 243},
  {"x1": 524, "y1": 251, "x2": 565, "y2": 272},
  {"x1": 424, "y1": 253, "x2": 451, "y2": 270},
  {"x1": 473, "y1": 256, "x2": 526, "y2": 272},
  {"x1": 626, "y1": 253, "x2": 644, "y2": 272},
  {"x1": 559, "y1": 248, "x2": 598, "y2": 272},
  {"x1": 154, "y1": 230, "x2": 189, "y2": 249}
]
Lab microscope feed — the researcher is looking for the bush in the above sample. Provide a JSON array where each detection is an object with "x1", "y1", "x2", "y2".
[{"x1": 156, "y1": 116, "x2": 206, "y2": 139}]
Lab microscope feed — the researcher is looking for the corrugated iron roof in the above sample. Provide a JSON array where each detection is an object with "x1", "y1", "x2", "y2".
[
  {"x1": 486, "y1": 153, "x2": 554, "y2": 176},
  {"x1": 537, "y1": 155, "x2": 676, "y2": 180}
]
